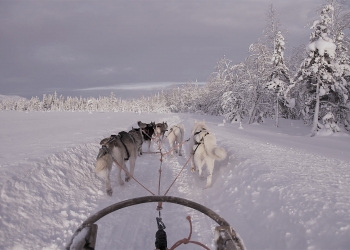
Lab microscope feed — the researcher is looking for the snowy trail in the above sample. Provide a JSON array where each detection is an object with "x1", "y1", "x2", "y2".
[
  {"x1": 90, "y1": 114, "x2": 220, "y2": 249},
  {"x1": 208, "y1": 122, "x2": 350, "y2": 250},
  {"x1": 1, "y1": 112, "x2": 350, "y2": 250}
]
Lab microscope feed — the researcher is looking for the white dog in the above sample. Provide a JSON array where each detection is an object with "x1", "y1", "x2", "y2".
[
  {"x1": 189, "y1": 120, "x2": 227, "y2": 188},
  {"x1": 167, "y1": 124, "x2": 185, "y2": 156}
]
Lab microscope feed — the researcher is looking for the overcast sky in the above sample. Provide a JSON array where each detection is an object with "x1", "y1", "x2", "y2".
[{"x1": 0, "y1": 0, "x2": 343, "y2": 99}]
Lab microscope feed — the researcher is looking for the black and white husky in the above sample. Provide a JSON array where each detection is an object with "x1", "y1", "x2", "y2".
[
  {"x1": 189, "y1": 120, "x2": 227, "y2": 188},
  {"x1": 95, "y1": 128, "x2": 143, "y2": 196},
  {"x1": 167, "y1": 124, "x2": 185, "y2": 156},
  {"x1": 137, "y1": 121, "x2": 155, "y2": 152}
]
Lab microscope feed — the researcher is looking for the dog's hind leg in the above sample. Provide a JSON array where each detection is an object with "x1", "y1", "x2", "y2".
[
  {"x1": 115, "y1": 160, "x2": 125, "y2": 185},
  {"x1": 205, "y1": 158, "x2": 215, "y2": 188},
  {"x1": 105, "y1": 171, "x2": 113, "y2": 196},
  {"x1": 169, "y1": 139, "x2": 175, "y2": 156},
  {"x1": 194, "y1": 156, "x2": 205, "y2": 179},
  {"x1": 177, "y1": 138, "x2": 182, "y2": 156},
  {"x1": 138, "y1": 146, "x2": 143, "y2": 156},
  {"x1": 95, "y1": 153, "x2": 113, "y2": 195},
  {"x1": 190, "y1": 156, "x2": 196, "y2": 172},
  {"x1": 173, "y1": 139, "x2": 178, "y2": 154},
  {"x1": 124, "y1": 162, "x2": 131, "y2": 182},
  {"x1": 126, "y1": 157, "x2": 136, "y2": 182},
  {"x1": 147, "y1": 140, "x2": 151, "y2": 152}
]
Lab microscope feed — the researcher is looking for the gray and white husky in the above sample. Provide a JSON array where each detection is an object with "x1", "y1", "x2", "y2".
[
  {"x1": 167, "y1": 124, "x2": 185, "y2": 156},
  {"x1": 95, "y1": 128, "x2": 143, "y2": 196},
  {"x1": 188, "y1": 120, "x2": 227, "y2": 188}
]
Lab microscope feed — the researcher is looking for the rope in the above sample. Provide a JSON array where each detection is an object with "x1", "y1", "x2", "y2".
[
  {"x1": 156, "y1": 137, "x2": 164, "y2": 211},
  {"x1": 141, "y1": 128, "x2": 158, "y2": 143},
  {"x1": 160, "y1": 138, "x2": 190, "y2": 157},
  {"x1": 163, "y1": 153, "x2": 193, "y2": 196},
  {"x1": 112, "y1": 158, "x2": 155, "y2": 196},
  {"x1": 169, "y1": 216, "x2": 210, "y2": 250},
  {"x1": 142, "y1": 151, "x2": 161, "y2": 154}
]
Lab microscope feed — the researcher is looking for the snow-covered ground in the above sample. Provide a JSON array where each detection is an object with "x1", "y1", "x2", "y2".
[{"x1": 0, "y1": 111, "x2": 349, "y2": 250}]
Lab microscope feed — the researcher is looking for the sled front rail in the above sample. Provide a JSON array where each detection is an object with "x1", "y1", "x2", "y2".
[{"x1": 66, "y1": 195, "x2": 245, "y2": 250}]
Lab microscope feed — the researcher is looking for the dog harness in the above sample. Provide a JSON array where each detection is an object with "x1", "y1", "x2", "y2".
[
  {"x1": 193, "y1": 129, "x2": 209, "y2": 155},
  {"x1": 118, "y1": 131, "x2": 131, "y2": 161},
  {"x1": 103, "y1": 133, "x2": 130, "y2": 161},
  {"x1": 193, "y1": 129, "x2": 209, "y2": 145},
  {"x1": 168, "y1": 125, "x2": 179, "y2": 135}
]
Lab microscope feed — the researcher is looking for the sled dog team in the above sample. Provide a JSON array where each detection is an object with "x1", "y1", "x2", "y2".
[{"x1": 95, "y1": 120, "x2": 227, "y2": 195}]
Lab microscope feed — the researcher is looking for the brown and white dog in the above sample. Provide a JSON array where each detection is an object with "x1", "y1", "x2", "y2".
[{"x1": 154, "y1": 122, "x2": 168, "y2": 141}]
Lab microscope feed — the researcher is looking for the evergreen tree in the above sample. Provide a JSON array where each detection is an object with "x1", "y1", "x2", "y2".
[
  {"x1": 294, "y1": 4, "x2": 338, "y2": 135},
  {"x1": 266, "y1": 31, "x2": 291, "y2": 126}
]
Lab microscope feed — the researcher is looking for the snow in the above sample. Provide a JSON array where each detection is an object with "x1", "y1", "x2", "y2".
[
  {"x1": 1, "y1": 111, "x2": 350, "y2": 250},
  {"x1": 307, "y1": 36, "x2": 336, "y2": 58}
]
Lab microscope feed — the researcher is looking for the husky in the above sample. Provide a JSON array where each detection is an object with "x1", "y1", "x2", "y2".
[
  {"x1": 128, "y1": 127, "x2": 144, "y2": 156},
  {"x1": 95, "y1": 130, "x2": 140, "y2": 196},
  {"x1": 137, "y1": 121, "x2": 155, "y2": 152},
  {"x1": 189, "y1": 120, "x2": 227, "y2": 188},
  {"x1": 154, "y1": 122, "x2": 168, "y2": 141},
  {"x1": 167, "y1": 124, "x2": 185, "y2": 156}
]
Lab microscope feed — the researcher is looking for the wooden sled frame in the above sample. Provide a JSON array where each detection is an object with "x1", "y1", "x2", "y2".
[{"x1": 66, "y1": 195, "x2": 245, "y2": 250}]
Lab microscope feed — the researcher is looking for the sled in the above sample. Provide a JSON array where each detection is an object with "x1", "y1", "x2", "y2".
[{"x1": 66, "y1": 195, "x2": 245, "y2": 250}]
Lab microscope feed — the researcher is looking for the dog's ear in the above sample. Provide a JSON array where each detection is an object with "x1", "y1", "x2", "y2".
[
  {"x1": 138, "y1": 121, "x2": 146, "y2": 129},
  {"x1": 100, "y1": 137, "x2": 109, "y2": 145}
]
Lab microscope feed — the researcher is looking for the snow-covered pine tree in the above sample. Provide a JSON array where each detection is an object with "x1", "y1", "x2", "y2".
[
  {"x1": 204, "y1": 56, "x2": 232, "y2": 116},
  {"x1": 266, "y1": 31, "x2": 291, "y2": 127},
  {"x1": 245, "y1": 42, "x2": 273, "y2": 124},
  {"x1": 294, "y1": 4, "x2": 338, "y2": 136},
  {"x1": 261, "y1": 4, "x2": 291, "y2": 127},
  {"x1": 326, "y1": 0, "x2": 350, "y2": 131},
  {"x1": 221, "y1": 63, "x2": 250, "y2": 123}
]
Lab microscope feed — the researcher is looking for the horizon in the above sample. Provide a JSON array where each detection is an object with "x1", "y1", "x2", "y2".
[{"x1": 0, "y1": 81, "x2": 206, "y2": 100}]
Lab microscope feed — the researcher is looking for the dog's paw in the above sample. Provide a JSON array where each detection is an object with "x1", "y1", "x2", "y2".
[
  {"x1": 106, "y1": 188, "x2": 113, "y2": 196},
  {"x1": 125, "y1": 176, "x2": 130, "y2": 182},
  {"x1": 191, "y1": 167, "x2": 196, "y2": 173}
]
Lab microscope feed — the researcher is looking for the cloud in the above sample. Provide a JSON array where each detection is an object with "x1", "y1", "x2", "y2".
[
  {"x1": 0, "y1": 0, "x2": 326, "y2": 99},
  {"x1": 76, "y1": 82, "x2": 205, "y2": 91}
]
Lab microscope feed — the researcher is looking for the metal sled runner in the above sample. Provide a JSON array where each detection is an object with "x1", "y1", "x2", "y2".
[{"x1": 66, "y1": 195, "x2": 245, "y2": 250}]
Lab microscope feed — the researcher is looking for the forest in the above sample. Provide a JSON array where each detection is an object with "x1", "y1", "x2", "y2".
[{"x1": 1, "y1": 1, "x2": 350, "y2": 136}]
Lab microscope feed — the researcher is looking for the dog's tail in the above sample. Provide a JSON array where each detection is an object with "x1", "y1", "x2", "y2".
[
  {"x1": 212, "y1": 146, "x2": 227, "y2": 161},
  {"x1": 95, "y1": 153, "x2": 113, "y2": 179},
  {"x1": 204, "y1": 134, "x2": 227, "y2": 161}
]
